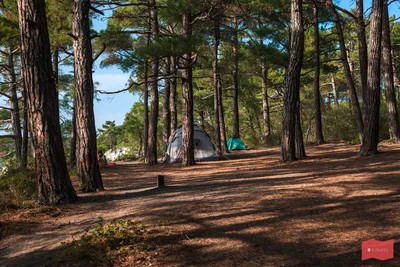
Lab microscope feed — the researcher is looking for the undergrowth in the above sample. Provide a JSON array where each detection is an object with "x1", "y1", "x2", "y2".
[{"x1": 58, "y1": 219, "x2": 158, "y2": 266}]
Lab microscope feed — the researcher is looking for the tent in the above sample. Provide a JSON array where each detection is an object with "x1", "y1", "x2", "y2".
[
  {"x1": 163, "y1": 125, "x2": 218, "y2": 163},
  {"x1": 227, "y1": 137, "x2": 246, "y2": 151}
]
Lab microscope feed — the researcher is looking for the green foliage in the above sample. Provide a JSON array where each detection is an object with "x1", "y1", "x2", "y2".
[{"x1": 0, "y1": 163, "x2": 36, "y2": 210}]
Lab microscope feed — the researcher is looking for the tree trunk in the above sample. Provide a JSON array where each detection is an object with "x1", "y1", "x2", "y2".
[
  {"x1": 331, "y1": 73, "x2": 339, "y2": 105},
  {"x1": 53, "y1": 46, "x2": 59, "y2": 87},
  {"x1": 169, "y1": 56, "x2": 177, "y2": 134},
  {"x1": 328, "y1": 3, "x2": 364, "y2": 142},
  {"x1": 8, "y1": 47, "x2": 23, "y2": 163},
  {"x1": 356, "y1": 0, "x2": 368, "y2": 106},
  {"x1": 73, "y1": 0, "x2": 103, "y2": 191},
  {"x1": 181, "y1": 9, "x2": 195, "y2": 166},
  {"x1": 295, "y1": 98, "x2": 306, "y2": 159},
  {"x1": 213, "y1": 18, "x2": 222, "y2": 156},
  {"x1": 261, "y1": 57, "x2": 271, "y2": 145},
  {"x1": 147, "y1": 0, "x2": 159, "y2": 166},
  {"x1": 16, "y1": 0, "x2": 77, "y2": 204},
  {"x1": 21, "y1": 80, "x2": 28, "y2": 168},
  {"x1": 232, "y1": 19, "x2": 240, "y2": 138},
  {"x1": 143, "y1": 12, "x2": 151, "y2": 163},
  {"x1": 281, "y1": 0, "x2": 304, "y2": 163},
  {"x1": 218, "y1": 74, "x2": 229, "y2": 153},
  {"x1": 313, "y1": 4, "x2": 324, "y2": 145},
  {"x1": 163, "y1": 57, "x2": 171, "y2": 144},
  {"x1": 360, "y1": 0, "x2": 384, "y2": 155},
  {"x1": 69, "y1": 100, "x2": 77, "y2": 168},
  {"x1": 382, "y1": 2, "x2": 400, "y2": 143}
]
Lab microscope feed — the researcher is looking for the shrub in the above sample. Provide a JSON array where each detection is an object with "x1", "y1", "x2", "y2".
[{"x1": 0, "y1": 162, "x2": 36, "y2": 210}]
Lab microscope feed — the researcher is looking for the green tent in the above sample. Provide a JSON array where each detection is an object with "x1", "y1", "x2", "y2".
[{"x1": 227, "y1": 137, "x2": 246, "y2": 151}]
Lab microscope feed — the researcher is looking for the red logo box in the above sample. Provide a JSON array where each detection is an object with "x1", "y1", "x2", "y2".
[{"x1": 362, "y1": 239, "x2": 394, "y2": 261}]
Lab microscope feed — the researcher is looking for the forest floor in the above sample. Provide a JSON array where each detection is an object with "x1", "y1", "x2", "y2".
[{"x1": 1, "y1": 143, "x2": 400, "y2": 266}]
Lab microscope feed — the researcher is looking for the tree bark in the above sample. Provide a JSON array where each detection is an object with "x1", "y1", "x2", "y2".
[
  {"x1": 8, "y1": 47, "x2": 23, "y2": 162},
  {"x1": 169, "y1": 56, "x2": 177, "y2": 134},
  {"x1": 281, "y1": 0, "x2": 304, "y2": 163},
  {"x1": 181, "y1": 9, "x2": 195, "y2": 166},
  {"x1": 162, "y1": 57, "x2": 171, "y2": 144},
  {"x1": 69, "y1": 99, "x2": 77, "y2": 168},
  {"x1": 73, "y1": 0, "x2": 103, "y2": 191},
  {"x1": 143, "y1": 11, "x2": 151, "y2": 163},
  {"x1": 382, "y1": 2, "x2": 400, "y2": 142},
  {"x1": 313, "y1": 4, "x2": 324, "y2": 145},
  {"x1": 21, "y1": 81, "x2": 28, "y2": 168},
  {"x1": 360, "y1": 0, "x2": 384, "y2": 155},
  {"x1": 17, "y1": 0, "x2": 77, "y2": 204},
  {"x1": 356, "y1": 0, "x2": 368, "y2": 106},
  {"x1": 218, "y1": 74, "x2": 229, "y2": 153},
  {"x1": 328, "y1": 3, "x2": 364, "y2": 142},
  {"x1": 261, "y1": 48, "x2": 271, "y2": 145},
  {"x1": 331, "y1": 73, "x2": 339, "y2": 105},
  {"x1": 53, "y1": 46, "x2": 59, "y2": 88},
  {"x1": 213, "y1": 18, "x2": 222, "y2": 156},
  {"x1": 146, "y1": 0, "x2": 159, "y2": 166},
  {"x1": 232, "y1": 19, "x2": 240, "y2": 138},
  {"x1": 295, "y1": 98, "x2": 306, "y2": 159}
]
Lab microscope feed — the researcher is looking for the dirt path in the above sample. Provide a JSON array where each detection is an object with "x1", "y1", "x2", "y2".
[{"x1": 1, "y1": 144, "x2": 400, "y2": 266}]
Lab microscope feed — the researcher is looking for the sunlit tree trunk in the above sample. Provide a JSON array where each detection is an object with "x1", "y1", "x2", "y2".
[
  {"x1": 213, "y1": 18, "x2": 222, "y2": 156},
  {"x1": 295, "y1": 98, "x2": 306, "y2": 159},
  {"x1": 163, "y1": 57, "x2": 171, "y2": 144},
  {"x1": 356, "y1": 0, "x2": 368, "y2": 107},
  {"x1": 232, "y1": 19, "x2": 240, "y2": 138},
  {"x1": 281, "y1": 0, "x2": 304, "y2": 162},
  {"x1": 313, "y1": 4, "x2": 324, "y2": 145},
  {"x1": 360, "y1": 0, "x2": 384, "y2": 155},
  {"x1": 17, "y1": 0, "x2": 77, "y2": 204},
  {"x1": 382, "y1": 1, "x2": 400, "y2": 142},
  {"x1": 181, "y1": 9, "x2": 195, "y2": 166},
  {"x1": 218, "y1": 74, "x2": 229, "y2": 153},
  {"x1": 73, "y1": 0, "x2": 103, "y2": 191},
  {"x1": 147, "y1": 0, "x2": 159, "y2": 166}
]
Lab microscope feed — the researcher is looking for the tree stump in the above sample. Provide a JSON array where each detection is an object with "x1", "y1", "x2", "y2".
[{"x1": 157, "y1": 175, "x2": 165, "y2": 188}]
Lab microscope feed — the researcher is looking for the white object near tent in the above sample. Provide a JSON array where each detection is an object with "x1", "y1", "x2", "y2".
[
  {"x1": 104, "y1": 147, "x2": 130, "y2": 162},
  {"x1": 163, "y1": 125, "x2": 218, "y2": 163}
]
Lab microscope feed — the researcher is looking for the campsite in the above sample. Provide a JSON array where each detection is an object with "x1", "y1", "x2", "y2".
[{"x1": 1, "y1": 0, "x2": 400, "y2": 266}]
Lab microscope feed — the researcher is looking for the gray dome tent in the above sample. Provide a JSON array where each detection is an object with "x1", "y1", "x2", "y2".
[{"x1": 163, "y1": 125, "x2": 218, "y2": 163}]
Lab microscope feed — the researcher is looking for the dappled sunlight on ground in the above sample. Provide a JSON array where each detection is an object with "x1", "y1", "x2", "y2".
[{"x1": 1, "y1": 143, "x2": 400, "y2": 266}]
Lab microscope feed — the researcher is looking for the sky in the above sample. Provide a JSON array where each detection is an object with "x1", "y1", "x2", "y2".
[
  {"x1": 90, "y1": 0, "x2": 400, "y2": 130},
  {"x1": 1, "y1": 1, "x2": 400, "y2": 132}
]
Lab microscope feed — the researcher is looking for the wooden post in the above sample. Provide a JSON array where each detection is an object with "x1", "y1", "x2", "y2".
[{"x1": 157, "y1": 175, "x2": 165, "y2": 187}]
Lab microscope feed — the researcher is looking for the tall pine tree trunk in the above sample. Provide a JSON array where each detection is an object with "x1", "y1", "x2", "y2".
[
  {"x1": 169, "y1": 56, "x2": 177, "y2": 134},
  {"x1": 143, "y1": 12, "x2": 151, "y2": 163},
  {"x1": 69, "y1": 99, "x2": 77, "y2": 168},
  {"x1": 163, "y1": 57, "x2": 171, "y2": 144},
  {"x1": 181, "y1": 9, "x2": 195, "y2": 166},
  {"x1": 360, "y1": 0, "x2": 384, "y2": 155},
  {"x1": 213, "y1": 18, "x2": 222, "y2": 156},
  {"x1": 281, "y1": 0, "x2": 304, "y2": 162},
  {"x1": 218, "y1": 74, "x2": 229, "y2": 153},
  {"x1": 295, "y1": 98, "x2": 306, "y2": 159},
  {"x1": 7, "y1": 47, "x2": 23, "y2": 162},
  {"x1": 328, "y1": 3, "x2": 364, "y2": 142},
  {"x1": 147, "y1": 0, "x2": 159, "y2": 166},
  {"x1": 313, "y1": 4, "x2": 324, "y2": 145},
  {"x1": 382, "y1": 2, "x2": 400, "y2": 143},
  {"x1": 261, "y1": 60, "x2": 271, "y2": 145},
  {"x1": 22, "y1": 81, "x2": 28, "y2": 168},
  {"x1": 356, "y1": 0, "x2": 368, "y2": 107},
  {"x1": 73, "y1": 0, "x2": 103, "y2": 191},
  {"x1": 17, "y1": 0, "x2": 77, "y2": 204},
  {"x1": 232, "y1": 19, "x2": 240, "y2": 138}
]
